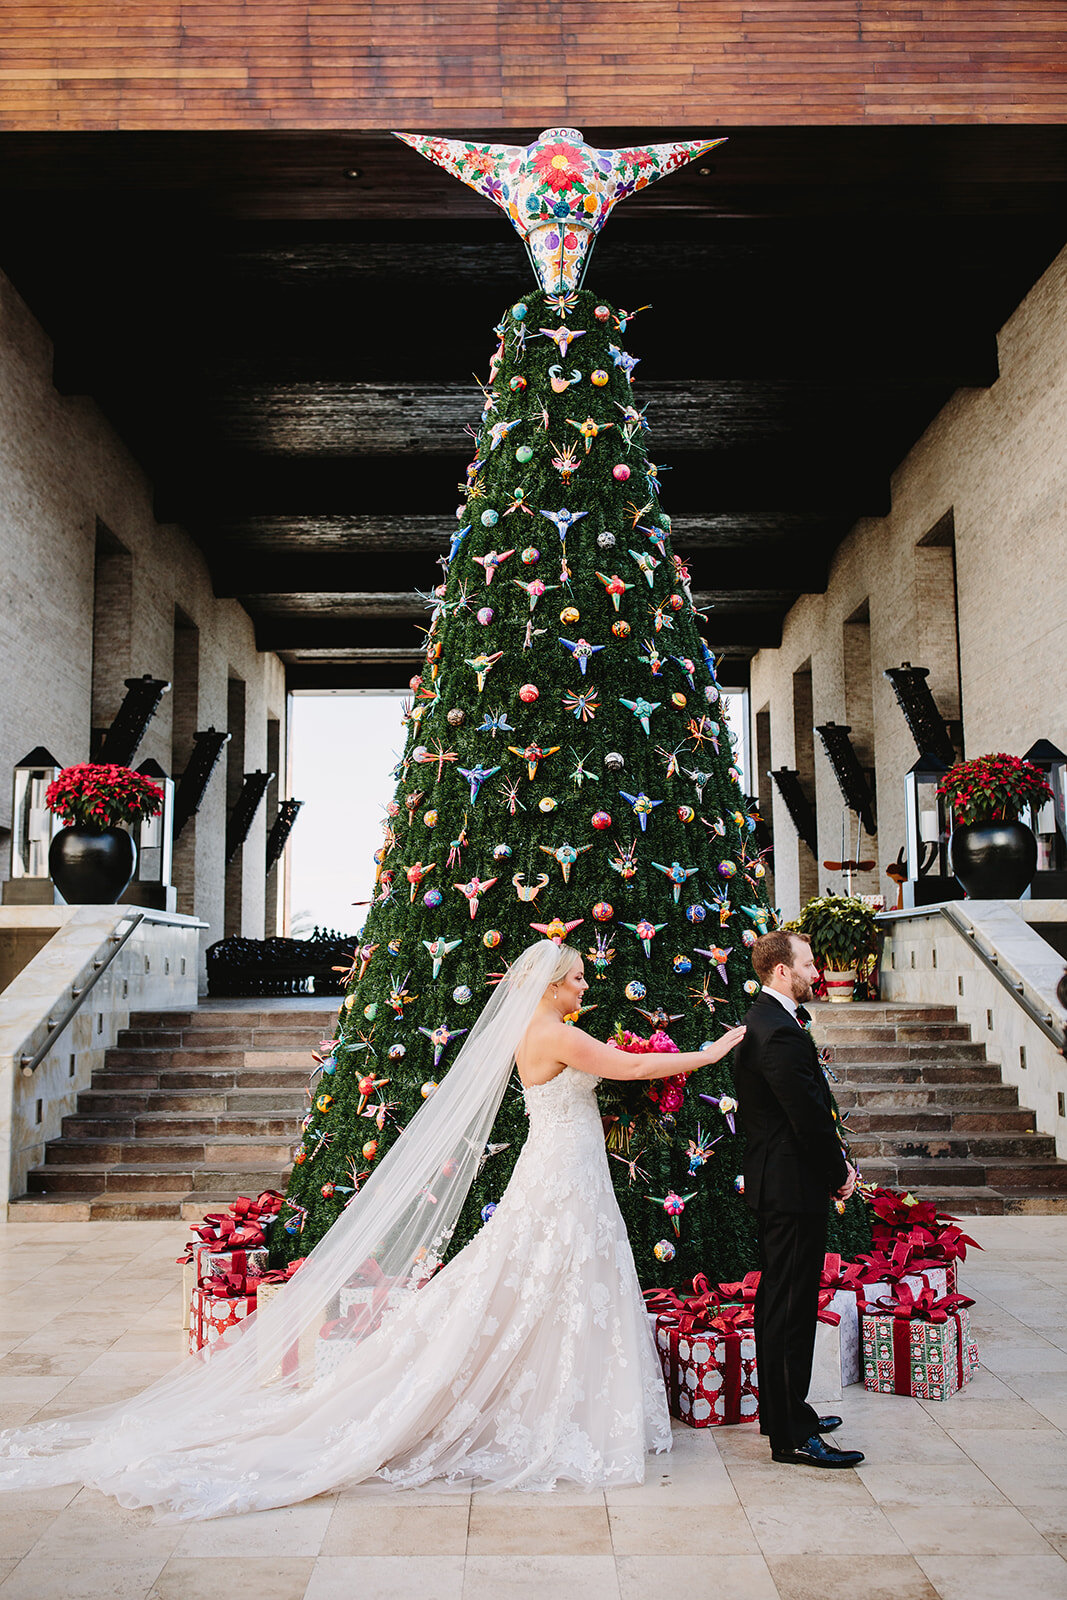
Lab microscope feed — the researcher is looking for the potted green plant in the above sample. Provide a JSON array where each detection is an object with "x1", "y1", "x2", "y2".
[
  {"x1": 794, "y1": 894, "x2": 880, "y2": 1002},
  {"x1": 938, "y1": 753, "x2": 1052, "y2": 898},
  {"x1": 45, "y1": 763, "x2": 164, "y2": 904}
]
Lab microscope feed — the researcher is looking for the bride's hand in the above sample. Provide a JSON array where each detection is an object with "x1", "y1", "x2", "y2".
[{"x1": 700, "y1": 1025, "x2": 746, "y2": 1064}]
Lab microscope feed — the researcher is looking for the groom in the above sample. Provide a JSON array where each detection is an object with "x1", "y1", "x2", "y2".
[{"x1": 733, "y1": 930, "x2": 865, "y2": 1469}]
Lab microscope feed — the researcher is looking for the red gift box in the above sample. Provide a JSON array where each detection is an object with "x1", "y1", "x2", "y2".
[
  {"x1": 188, "y1": 1271, "x2": 259, "y2": 1354},
  {"x1": 644, "y1": 1279, "x2": 758, "y2": 1427}
]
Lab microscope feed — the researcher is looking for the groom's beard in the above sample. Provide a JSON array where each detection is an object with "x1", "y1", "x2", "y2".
[{"x1": 788, "y1": 970, "x2": 815, "y2": 1004}]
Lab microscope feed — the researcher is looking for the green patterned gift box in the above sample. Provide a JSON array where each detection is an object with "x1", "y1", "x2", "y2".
[{"x1": 862, "y1": 1298, "x2": 977, "y2": 1400}]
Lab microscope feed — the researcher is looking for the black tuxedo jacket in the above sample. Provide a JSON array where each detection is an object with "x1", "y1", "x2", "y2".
[{"x1": 733, "y1": 991, "x2": 848, "y2": 1215}]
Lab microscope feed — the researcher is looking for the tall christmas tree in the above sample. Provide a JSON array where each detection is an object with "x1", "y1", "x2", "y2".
[{"x1": 275, "y1": 130, "x2": 870, "y2": 1283}]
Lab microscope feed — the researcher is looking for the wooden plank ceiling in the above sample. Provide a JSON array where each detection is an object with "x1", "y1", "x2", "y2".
[{"x1": 0, "y1": 125, "x2": 1065, "y2": 690}]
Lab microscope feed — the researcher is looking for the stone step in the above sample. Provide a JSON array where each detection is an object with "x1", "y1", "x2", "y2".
[
  {"x1": 26, "y1": 1162, "x2": 287, "y2": 1196},
  {"x1": 834, "y1": 1083, "x2": 1019, "y2": 1109},
  {"x1": 824, "y1": 1042, "x2": 990, "y2": 1063},
  {"x1": 844, "y1": 1106, "x2": 1035, "y2": 1134},
  {"x1": 814, "y1": 1022, "x2": 973, "y2": 1045},
  {"x1": 40, "y1": 1135, "x2": 295, "y2": 1166},
  {"x1": 811, "y1": 1004, "x2": 959, "y2": 1026},
  {"x1": 62, "y1": 1112, "x2": 301, "y2": 1140},
  {"x1": 76, "y1": 1087, "x2": 306, "y2": 1117},
  {"x1": 859, "y1": 1155, "x2": 1067, "y2": 1191},
  {"x1": 835, "y1": 1062, "x2": 1003, "y2": 1085},
  {"x1": 129, "y1": 1009, "x2": 336, "y2": 1031},
  {"x1": 847, "y1": 1129, "x2": 1057, "y2": 1161}
]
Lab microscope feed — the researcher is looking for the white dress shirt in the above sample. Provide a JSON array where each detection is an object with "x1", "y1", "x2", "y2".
[{"x1": 760, "y1": 984, "x2": 799, "y2": 1020}]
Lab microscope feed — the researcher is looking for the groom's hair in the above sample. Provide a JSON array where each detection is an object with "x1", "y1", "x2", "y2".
[{"x1": 751, "y1": 930, "x2": 809, "y2": 982}]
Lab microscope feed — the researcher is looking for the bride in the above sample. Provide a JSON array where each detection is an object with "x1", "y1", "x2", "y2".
[{"x1": 0, "y1": 940, "x2": 743, "y2": 1520}]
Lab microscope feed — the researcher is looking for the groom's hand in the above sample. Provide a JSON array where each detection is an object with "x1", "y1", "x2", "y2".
[{"x1": 834, "y1": 1163, "x2": 857, "y2": 1202}]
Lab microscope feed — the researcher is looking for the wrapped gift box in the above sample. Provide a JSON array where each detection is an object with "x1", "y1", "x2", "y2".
[
  {"x1": 862, "y1": 1290, "x2": 975, "y2": 1400},
  {"x1": 189, "y1": 1279, "x2": 257, "y2": 1354},
  {"x1": 808, "y1": 1289, "x2": 861, "y2": 1402},
  {"x1": 653, "y1": 1313, "x2": 758, "y2": 1427}
]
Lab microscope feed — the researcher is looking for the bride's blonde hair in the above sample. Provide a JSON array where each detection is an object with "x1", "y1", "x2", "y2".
[{"x1": 546, "y1": 941, "x2": 581, "y2": 985}]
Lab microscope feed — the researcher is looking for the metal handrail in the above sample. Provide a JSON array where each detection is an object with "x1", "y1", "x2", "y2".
[
  {"x1": 938, "y1": 903, "x2": 1067, "y2": 1053},
  {"x1": 17, "y1": 912, "x2": 144, "y2": 1077}
]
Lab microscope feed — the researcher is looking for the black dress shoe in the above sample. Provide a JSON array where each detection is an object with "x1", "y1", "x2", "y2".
[
  {"x1": 771, "y1": 1435, "x2": 865, "y2": 1468},
  {"x1": 817, "y1": 1415, "x2": 843, "y2": 1432}
]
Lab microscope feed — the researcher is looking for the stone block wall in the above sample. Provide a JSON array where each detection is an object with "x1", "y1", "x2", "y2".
[
  {"x1": 751, "y1": 242, "x2": 1067, "y2": 919},
  {"x1": 0, "y1": 267, "x2": 289, "y2": 975}
]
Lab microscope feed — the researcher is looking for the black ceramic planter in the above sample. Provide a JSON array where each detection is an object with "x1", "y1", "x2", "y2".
[
  {"x1": 49, "y1": 826, "x2": 137, "y2": 904},
  {"x1": 949, "y1": 819, "x2": 1037, "y2": 899}
]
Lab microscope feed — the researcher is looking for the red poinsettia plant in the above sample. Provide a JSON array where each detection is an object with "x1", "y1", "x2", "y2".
[
  {"x1": 45, "y1": 763, "x2": 164, "y2": 830},
  {"x1": 937, "y1": 752, "x2": 1052, "y2": 827}
]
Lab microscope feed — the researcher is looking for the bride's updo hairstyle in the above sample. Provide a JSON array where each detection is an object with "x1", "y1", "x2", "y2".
[{"x1": 507, "y1": 939, "x2": 581, "y2": 996}]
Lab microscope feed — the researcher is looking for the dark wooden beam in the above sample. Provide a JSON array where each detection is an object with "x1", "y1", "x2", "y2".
[
  {"x1": 258, "y1": 610, "x2": 783, "y2": 651},
  {"x1": 215, "y1": 548, "x2": 825, "y2": 598}
]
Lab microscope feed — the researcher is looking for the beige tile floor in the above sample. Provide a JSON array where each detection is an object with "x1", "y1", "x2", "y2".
[{"x1": 0, "y1": 1216, "x2": 1063, "y2": 1600}]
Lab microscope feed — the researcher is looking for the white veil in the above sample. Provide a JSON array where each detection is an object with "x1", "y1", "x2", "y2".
[{"x1": 0, "y1": 940, "x2": 564, "y2": 1512}]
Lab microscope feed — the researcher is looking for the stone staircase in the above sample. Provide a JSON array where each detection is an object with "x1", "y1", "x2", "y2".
[
  {"x1": 10, "y1": 1006, "x2": 336, "y2": 1221},
  {"x1": 820, "y1": 1001, "x2": 1067, "y2": 1214},
  {"x1": 10, "y1": 998, "x2": 1067, "y2": 1220}
]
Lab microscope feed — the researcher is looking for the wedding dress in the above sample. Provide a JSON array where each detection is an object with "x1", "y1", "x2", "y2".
[{"x1": 0, "y1": 943, "x2": 670, "y2": 1520}]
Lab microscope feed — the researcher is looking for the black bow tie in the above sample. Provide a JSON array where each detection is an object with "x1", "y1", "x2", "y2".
[{"x1": 795, "y1": 1005, "x2": 812, "y2": 1027}]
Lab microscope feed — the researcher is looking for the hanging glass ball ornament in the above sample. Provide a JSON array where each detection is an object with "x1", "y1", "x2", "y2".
[
  {"x1": 592, "y1": 901, "x2": 614, "y2": 921},
  {"x1": 492, "y1": 843, "x2": 512, "y2": 860},
  {"x1": 686, "y1": 904, "x2": 706, "y2": 924},
  {"x1": 669, "y1": 594, "x2": 684, "y2": 611},
  {"x1": 671, "y1": 693, "x2": 687, "y2": 708},
  {"x1": 424, "y1": 888, "x2": 442, "y2": 907},
  {"x1": 594, "y1": 304, "x2": 610, "y2": 322},
  {"x1": 483, "y1": 929, "x2": 502, "y2": 949},
  {"x1": 512, "y1": 302, "x2": 528, "y2": 320},
  {"x1": 741, "y1": 929, "x2": 757, "y2": 948},
  {"x1": 456, "y1": 505, "x2": 466, "y2": 520},
  {"x1": 706, "y1": 685, "x2": 720, "y2": 702},
  {"x1": 423, "y1": 809, "x2": 438, "y2": 827},
  {"x1": 481, "y1": 1202, "x2": 498, "y2": 1222},
  {"x1": 388, "y1": 937, "x2": 402, "y2": 955},
  {"x1": 596, "y1": 533, "x2": 617, "y2": 556},
  {"x1": 363, "y1": 1003, "x2": 377, "y2": 1021},
  {"x1": 612, "y1": 620, "x2": 631, "y2": 638},
  {"x1": 447, "y1": 707, "x2": 465, "y2": 726},
  {"x1": 363, "y1": 1139, "x2": 379, "y2": 1160},
  {"x1": 672, "y1": 955, "x2": 693, "y2": 974},
  {"x1": 625, "y1": 980, "x2": 647, "y2": 1002},
  {"x1": 477, "y1": 606, "x2": 494, "y2": 626},
  {"x1": 321, "y1": 1182, "x2": 336, "y2": 1199},
  {"x1": 441, "y1": 1157, "x2": 459, "y2": 1178},
  {"x1": 744, "y1": 979, "x2": 760, "y2": 996},
  {"x1": 612, "y1": 464, "x2": 630, "y2": 482},
  {"x1": 591, "y1": 811, "x2": 612, "y2": 830},
  {"x1": 752, "y1": 862, "x2": 767, "y2": 879},
  {"x1": 344, "y1": 994, "x2": 357, "y2": 1010},
  {"x1": 538, "y1": 796, "x2": 557, "y2": 813},
  {"x1": 420, "y1": 1082, "x2": 439, "y2": 1101},
  {"x1": 677, "y1": 805, "x2": 695, "y2": 823},
  {"x1": 604, "y1": 751, "x2": 624, "y2": 772},
  {"x1": 591, "y1": 369, "x2": 609, "y2": 387},
  {"x1": 718, "y1": 862, "x2": 737, "y2": 879},
  {"x1": 519, "y1": 683, "x2": 539, "y2": 703},
  {"x1": 516, "y1": 444, "x2": 534, "y2": 464},
  {"x1": 452, "y1": 985, "x2": 472, "y2": 1005},
  {"x1": 481, "y1": 509, "x2": 499, "y2": 527},
  {"x1": 387, "y1": 1043, "x2": 406, "y2": 1062},
  {"x1": 408, "y1": 676, "x2": 422, "y2": 692},
  {"x1": 509, "y1": 375, "x2": 527, "y2": 392},
  {"x1": 734, "y1": 1175, "x2": 745, "y2": 1195},
  {"x1": 653, "y1": 1239, "x2": 676, "y2": 1263},
  {"x1": 560, "y1": 606, "x2": 579, "y2": 624},
  {"x1": 521, "y1": 546, "x2": 540, "y2": 564}
]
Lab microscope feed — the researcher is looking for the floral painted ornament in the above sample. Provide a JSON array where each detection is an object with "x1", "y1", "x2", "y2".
[{"x1": 394, "y1": 128, "x2": 725, "y2": 295}]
